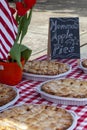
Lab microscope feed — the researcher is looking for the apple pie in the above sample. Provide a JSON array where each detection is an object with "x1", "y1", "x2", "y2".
[
  {"x1": 24, "y1": 60, "x2": 69, "y2": 75},
  {"x1": 41, "y1": 78, "x2": 87, "y2": 98},
  {"x1": 82, "y1": 59, "x2": 87, "y2": 68},
  {"x1": 0, "y1": 104, "x2": 73, "y2": 130},
  {"x1": 0, "y1": 84, "x2": 17, "y2": 106}
]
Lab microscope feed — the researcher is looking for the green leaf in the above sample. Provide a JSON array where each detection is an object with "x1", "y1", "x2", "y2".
[
  {"x1": 20, "y1": 45, "x2": 32, "y2": 62},
  {"x1": 15, "y1": 15, "x2": 22, "y2": 43},
  {"x1": 20, "y1": 9, "x2": 32, "y2": 44},
  {"x1": 10, "y1": 43, "x2": 32, "y2": 68},
  {"x1": 10, "y1": 42, "x2": 22, "y2": 68}
]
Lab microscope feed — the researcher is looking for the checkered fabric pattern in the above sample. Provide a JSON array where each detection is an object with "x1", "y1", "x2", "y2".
[{"x1": 15, "y1": 55, "x2": 87, "y2": 130}]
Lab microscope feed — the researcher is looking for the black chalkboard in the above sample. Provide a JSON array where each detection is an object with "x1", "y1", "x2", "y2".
[{"x1": 49, "y1": 17, "x2": 80, "y2": 59}]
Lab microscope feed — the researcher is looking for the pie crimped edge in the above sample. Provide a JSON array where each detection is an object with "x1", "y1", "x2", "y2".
[
  {"x1": 82, "y1": 59, "x2": 87, "y2": 68},
  {"x1": 0, "y1": 84, "x2": 19, "y2": 111},
  {"x1": 36, "y1": 78, "x2": 87, "y2": 106},
  {"x1": 79, "y1": 59, "x2": 87, "y2": 74},
  {"x1": 0, "y1": 104, "x2": 77, "y2": 130}
]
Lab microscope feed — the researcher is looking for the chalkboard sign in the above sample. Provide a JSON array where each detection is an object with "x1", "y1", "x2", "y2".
[{"x1": 48, "y1": 17, "x2": 80, "y2": 59}]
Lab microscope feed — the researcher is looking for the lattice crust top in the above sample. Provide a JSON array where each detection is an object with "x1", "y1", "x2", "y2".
[
  {"x1": 24, "y1": 60, "x2": 69, "y2": 75},
  {"x1": 0, "y1": 104, "x2": 73, "y2": 130},
  {"x1": 41, "y1": 78, "x2": 87, "y2": 98}
]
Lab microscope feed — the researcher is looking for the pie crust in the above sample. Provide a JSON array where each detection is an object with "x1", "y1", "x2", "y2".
[
  {"x1": 0, "y1": 84, "x2": 17, "y2": 106},
  {"x1": 41, "y1": 78, "x2": 87, "y2": 98},
  {"x1": 82, "y1": 59, "x2": 87, "y2": 68},
  {"x1": 0, "y1": 104, "x2": 73, "y2": 130},
  {"x1": 24, "y1": 60, "x2": 69, "y2": 75}
]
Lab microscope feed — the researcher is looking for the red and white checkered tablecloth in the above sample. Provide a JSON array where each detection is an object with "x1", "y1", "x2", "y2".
[{"x1": 15, "y1": 55, "x2": 87, "y2": 130}]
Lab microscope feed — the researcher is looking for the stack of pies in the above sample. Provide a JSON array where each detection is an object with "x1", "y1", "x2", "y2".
[
  {"x1": 41, "y1": 78, "x2": 87, "y2": 98},
  {"x1": 0, "y1": 104, "x2": 73, "y2": 130},
  {"x1": 24, "y1": 60, "x2": 69, "y2": 75},
  {"x1": 0, "y1": 84, "x2": 17, "y2": 107}
]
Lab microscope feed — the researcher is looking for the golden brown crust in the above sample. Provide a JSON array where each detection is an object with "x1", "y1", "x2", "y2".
[
  {"x1": 41, "y1": 78, "x2": 87, "y2": 98},
  {"x1": 0, "y1": 104, "x2": 73, "y2": 130},
  {"x1": 82, "y1": 59, "x2": 87, "y2": 68},
  {"x1": 0, "y1": 84, "x2": 17, "y2": 106},
  {"x1": 24, "y1": 60, "x2": 69, "y2": 75}
]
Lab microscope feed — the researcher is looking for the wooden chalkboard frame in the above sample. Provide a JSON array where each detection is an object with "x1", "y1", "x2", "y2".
[{"x1": 47, "y1": 17, "x2": 80, "y2": 60}]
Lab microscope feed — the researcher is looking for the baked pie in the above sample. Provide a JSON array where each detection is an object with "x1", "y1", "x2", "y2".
[
  {"x1": 0, "y1": 84, "x2": 17, "y2": 106},
  {"x1": 24, "y1": 60, "x2": 69, "y2": 75},
  {"x1": 0, "y1": 104, "x2": 73, "y2": 130},
  {"x1": 41, "y1": 78, "x2": 87, "y2": 98},
  {"x1": 82, "y1": 59, "x2": 87, "y2": 68}
]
